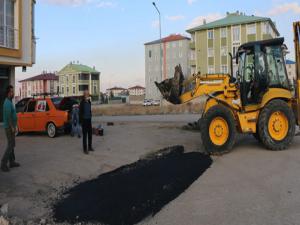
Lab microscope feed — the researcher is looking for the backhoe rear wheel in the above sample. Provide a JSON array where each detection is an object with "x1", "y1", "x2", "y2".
[
  {"x1": 201, "y1": 105, "x2": 236, "y2": 155},
  {"x1": 258, "y1": 99, "x2": 295, "y2": 151}
]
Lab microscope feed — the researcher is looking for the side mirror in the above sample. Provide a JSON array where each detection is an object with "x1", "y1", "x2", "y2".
[{"x1": 236, "y1": 71, "x2": 241, "y2": 83}]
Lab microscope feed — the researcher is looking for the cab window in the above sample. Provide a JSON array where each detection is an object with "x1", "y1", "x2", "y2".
[{"x1": 265, "y1": 46, "x2": 289, "y2": 89}]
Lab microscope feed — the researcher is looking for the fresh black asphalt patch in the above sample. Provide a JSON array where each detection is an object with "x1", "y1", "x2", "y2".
[{"x1": 52, "y1": 146, "x2": 212, "y2": 225}]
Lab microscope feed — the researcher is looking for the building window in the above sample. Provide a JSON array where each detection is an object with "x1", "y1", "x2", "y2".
[
  {"x1": 61, "y1": 87, "x2": 64, "y2": 94},
  {"x1": 66, "y1": 87, "x2": 69, "y2": 94},
  {"x1": 73, "y1": 75, "x2": 75, "y2": 83},
  {"x1": 208, "y1": 30, "x2": 214, "y2": 39},
  {"x1": 79, "y1": 73, "x2": 89, "y2": 80},
  {"x1": 79, "y1": 85, "x2": 89, "y2": 91},
  {"x1": 94, "y1": 86, "x2": 97, "y2": 94},
  {"x1": 247, "y1": 23, "x2": 256, "y2": 35},
  {"x1": 0, "y1": 0, "x2": 16, "y2": 49},
  {"x1": 73, "y1": 86, "x2": 75, "y2": 94},
  {"x1": 221, "y1": 28, "x2": 227, "y2": 38},
  {"x1": 221, "y1": 65, "x2": 228, "y2": 73},
  {"x1": 221, "y1": 46, "x2": 227, "y2": 56},
  {"x1": 262, "y1": 22, "x2": 271, "y2": 34},
  {"x1": 232, "y1": 26, "x2": 240, "y2": 42},
  {"x1": 208, "y1": 48, "x2": 214, "y2": 57},
  {"x1": 91, "y1": 74, "x2": 99, "y2": 80},
  {"x1": 149, "y1": 50, "x2": 152, "y2": 58},
  {"x1": 208, "y1": 65, "x2": 215, "y2": 74}
]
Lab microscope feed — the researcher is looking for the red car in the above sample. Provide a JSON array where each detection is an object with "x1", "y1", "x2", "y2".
[{"x1": 17, "y1": 98, "x2": 69, "y2": 138}]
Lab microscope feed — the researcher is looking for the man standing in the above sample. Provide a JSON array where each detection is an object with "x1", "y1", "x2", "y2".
[
  {"x1": 79, "y1": 90, "x2": 94, "y2": 154},
  {"x1": 1, "y1": 85, "x2": 20, "y2": 172}
]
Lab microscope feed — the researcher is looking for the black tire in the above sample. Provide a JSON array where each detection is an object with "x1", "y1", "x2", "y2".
[
  {"x1": 47, "y1": 122, "x2": 57, "y2": 138},
  {"x1": 258, "y1": 99, "x2": 295, "y2": 151},
  {"x1": 201, "y1": 104, "x2": 237, "y2": 155},
  {"x1": 252, "y1": 131, "x2": 261, "y2": 143}
]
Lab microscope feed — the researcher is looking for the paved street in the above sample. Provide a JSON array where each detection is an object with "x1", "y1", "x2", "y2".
[{"x1": 1, "y1": 114, "x2": 300, "y2": 225}]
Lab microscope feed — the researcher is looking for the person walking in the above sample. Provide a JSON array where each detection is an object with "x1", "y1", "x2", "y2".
[
  {"x1": 79, "y1": 90, "x2": 94, "y2": 154},
  {"x1": 1, "y1": 85, "x2": 20, "y2": 172},
  {"x1": 71, "y1": 104, "x2": 81, "y2": 138}
]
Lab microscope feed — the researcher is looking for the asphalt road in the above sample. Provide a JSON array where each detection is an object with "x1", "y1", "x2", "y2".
[{"x1": 0, "y1": 114, "x2": 300, "y2": 225}]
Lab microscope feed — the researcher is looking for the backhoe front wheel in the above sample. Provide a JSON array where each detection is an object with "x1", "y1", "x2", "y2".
[
  {"x1": 201, "y1": 105, "x2": 236, "y2": 155},
  {"x1": 258, "y1": 100, "x2": 295, "y2": 151}
]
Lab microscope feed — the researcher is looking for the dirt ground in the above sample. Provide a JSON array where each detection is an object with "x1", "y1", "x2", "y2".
[{"x1": 1, "y1": 114, "x2": 300, "y2": 225}]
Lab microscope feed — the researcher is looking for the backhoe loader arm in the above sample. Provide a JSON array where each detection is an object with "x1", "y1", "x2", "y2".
[{"x1": 156, "y1": 73, "x2": 237, "y2": 105}]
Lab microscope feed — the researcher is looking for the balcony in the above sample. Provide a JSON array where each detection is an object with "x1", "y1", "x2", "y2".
[
  {"x1": 0, "y1": 26, "x2": 19, "y2": 49},
  {"x1": 189, "y1": 41, "x2": 195, "y2": 50},
  {"x1": 189, "y1": 60, "x2": 196, "y2": 67}
]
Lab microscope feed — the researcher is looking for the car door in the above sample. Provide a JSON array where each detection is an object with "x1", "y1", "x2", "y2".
[
  {"x1": 34, "y1": 100, "x2": 49, "y2": 131},
  {"x1": 18, "y1": 100, "x2": 36, "y2": 131}
]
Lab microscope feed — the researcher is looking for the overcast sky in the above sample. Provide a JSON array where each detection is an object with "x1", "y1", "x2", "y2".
[{"x1": 16, "y1": 0, "x2": 300, "y2": 91}]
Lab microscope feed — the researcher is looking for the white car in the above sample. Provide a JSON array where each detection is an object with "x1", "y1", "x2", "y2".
[
  {"x1": 143, "y1": 100, "x2": 152, "y2": 106},
  {"x1": 151, "y1": 100, "x2": 160, "y2": 106}
]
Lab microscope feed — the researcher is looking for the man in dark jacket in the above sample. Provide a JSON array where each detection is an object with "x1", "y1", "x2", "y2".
[{"x1": 79, "y1": 90, "x2": 94, "y2": 154}]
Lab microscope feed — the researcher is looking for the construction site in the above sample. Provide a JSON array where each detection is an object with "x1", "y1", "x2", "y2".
[{"x1": 1, "y1": 0, "x2": 300, "y2": 224}]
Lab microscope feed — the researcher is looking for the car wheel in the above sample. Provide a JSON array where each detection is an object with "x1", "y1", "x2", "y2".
[{"x1": 47, "y1": 122, "x2": 57, "y2": 138}]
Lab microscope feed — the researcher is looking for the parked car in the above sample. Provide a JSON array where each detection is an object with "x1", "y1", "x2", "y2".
[
  {"x1": 151, "y1": 100, "x2": 160, "y2": 106},
  {"x1": 143, "y1": 99, "x2": 152, "y2": 106},
  {"x1": 15, "y1": 97, "x2": 32, "y2": 113},
  {"x1": 16, "y1": 98, "x2": 69, "y2": 138},
  {"x1": 51, "y1": 96, "x2": 63, "y2": 108},
  {"x1": 58, "y1": 96, "x2": 82, "y2": 112}
]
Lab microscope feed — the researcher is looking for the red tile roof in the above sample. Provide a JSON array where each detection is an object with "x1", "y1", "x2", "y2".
[
  {"x1": 19, "y1": 73, "x2": 58, "y2": 82},
  {"x1": 145, "y1": 34, "x2": 190, "y2": 45},
  {"x1": 128, "y1": 85, "x2": 145, "y2": 90}
]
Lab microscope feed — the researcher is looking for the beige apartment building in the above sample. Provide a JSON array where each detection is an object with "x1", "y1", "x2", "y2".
[
  {"x1": 0, "y1": 0, "x2": 36, "y2": 121},
  {"x1": 187, "y1": 12, "x2": 279, "y2": 75},
  {"x1": 58, "y1": 62, "x2": 101, "y2": 101}
]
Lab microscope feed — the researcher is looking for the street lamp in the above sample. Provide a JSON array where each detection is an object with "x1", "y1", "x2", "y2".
[{"x1": 152, "y1": 2, "x2": 162, "y2": 82}]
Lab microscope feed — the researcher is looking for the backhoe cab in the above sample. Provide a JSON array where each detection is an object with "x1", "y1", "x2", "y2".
[{"x1": 156, "y1": 22, "x2": 300, "y2": 155}]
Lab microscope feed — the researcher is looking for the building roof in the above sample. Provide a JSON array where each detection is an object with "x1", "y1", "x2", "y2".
[
  {"x1": 186, "y1": 12, "x2": 280, "y2": 36},
  {"x1": 58, "y1": 63, "x2": 99, "y2": 75},
  {"x1": 286, "y1": 59, "x2": 295, "y2": 64},
  {"x1": 128, "y1": 85, "x2": 145, "y2": 90},
  {"x1": 144, "y1": 34, "x2": 190, "y2": 45},
  {"x1": 19, "y1": 73, "x2": 58, "y2": 82},
  {"x1": 107, "y1": 87, "x2": 127, "y2": 91}
]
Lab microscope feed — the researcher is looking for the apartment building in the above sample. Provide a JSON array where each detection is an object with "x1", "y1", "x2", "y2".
[
  {"x1": 144, "y1": 34, "x2": 190, "y2": 100},
  {"x1": 19, "y1": 73, "x2": 59, "y2": 98},
  {"x1": 128, "y1": 85, "x2": 145, "y2": 96},
  {"x1": 187, "y1": 12, "x2": 279, "y2": 75},
  {"x1": 0, "y1": 0, "x2": 36, "y2": 121},
  {"x1": 58, "y1": 63, "x2": 101, "y2": 101}
]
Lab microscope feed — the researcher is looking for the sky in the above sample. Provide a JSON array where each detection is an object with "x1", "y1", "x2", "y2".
[{"x1": 16, "y1": 0, "x2": 300, "y2": 91}]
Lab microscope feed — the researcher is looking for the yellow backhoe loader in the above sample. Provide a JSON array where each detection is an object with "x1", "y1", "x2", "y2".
[{"x1": 156, "y1": 21, "x2": 300, "y2": 154}]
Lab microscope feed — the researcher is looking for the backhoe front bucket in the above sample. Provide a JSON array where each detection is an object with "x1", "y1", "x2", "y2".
[{"x1": 155, "y1": 65, "x2": 185, "y2": 105}]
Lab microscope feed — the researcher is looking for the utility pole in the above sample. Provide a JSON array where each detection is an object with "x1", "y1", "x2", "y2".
[{"x1": 152, "y1": 2, "x2": 162, "y2": 82}]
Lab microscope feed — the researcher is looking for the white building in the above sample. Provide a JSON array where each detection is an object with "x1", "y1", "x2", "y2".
[
  {"x1": 106, "y1": 87, "x2": 128, "y2": 97},
  {"x1": 144, "y1": 34, "x2": 191, "y2": 100},
  {"x1": 128, "y1": 85, "x2": 145, "y2": 96}
]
